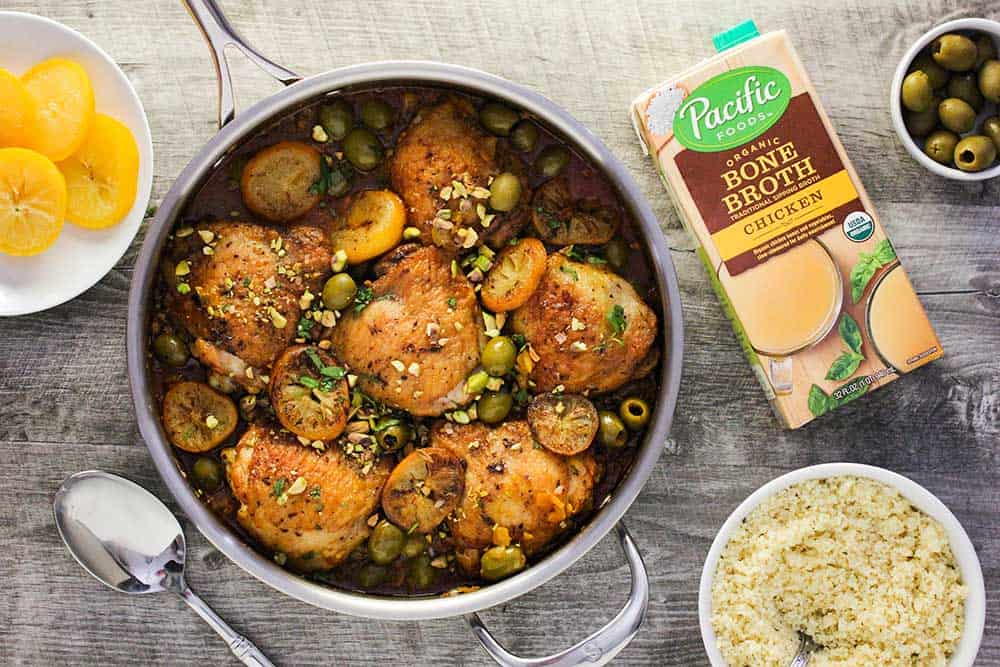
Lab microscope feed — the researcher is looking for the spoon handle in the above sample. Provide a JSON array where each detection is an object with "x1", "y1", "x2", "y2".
[{"x1": 179, "y1": 586, "x2": 276, "y2": 667}]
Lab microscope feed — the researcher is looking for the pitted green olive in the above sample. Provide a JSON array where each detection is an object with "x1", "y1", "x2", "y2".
[
  {"x1": 153, "y1": 333, "x2": 189, "y2": 367},
  {"x1": 901, "y1": 70, "x2": 934, "y2": 112},
  {"x1": 319, "y1": 100, "x2": 353, "y2": 140},
  {"x1": 368, "y1": 520, "x2": 405, "y2": 565},
  {"x1": 931, "y1": 34, "x2": 978, "y2": 72},
  {"x1": 954, "y1": 135, "x2": 997, "y2": 172},
  {"x1": 480, "y1": 545, "x2": 526, "y2": 581}
]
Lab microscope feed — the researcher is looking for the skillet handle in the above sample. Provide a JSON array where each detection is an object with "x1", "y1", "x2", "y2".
[
  {"x1": 466, "y1": 522, "x2": 649, "y2": 667},
  {"x1": 182, "y1": 0, "x2": 301, "y2": 128}
]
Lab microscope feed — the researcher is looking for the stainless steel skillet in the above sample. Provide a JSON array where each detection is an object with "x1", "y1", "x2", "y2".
[{"x1": 126, "y1": 1, "x2": 684, "y2": 664}]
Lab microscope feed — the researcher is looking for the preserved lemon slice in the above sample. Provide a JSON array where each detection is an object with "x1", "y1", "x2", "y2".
[
  {"x1": 0, "y1": 68, "x2": 37, "y2": 148},
  {"x1": 58, "y1": 113, "x2": 139, "y2": 229},
  {"x1": 331, "y1": 189, "x2": 406, "y2": 264},
  {"x1": 21, "y1": 58, "x2": 95, "y2": 162},
  {"x1": 0, "y1": 147, "x2": 66, "y2": 256}
]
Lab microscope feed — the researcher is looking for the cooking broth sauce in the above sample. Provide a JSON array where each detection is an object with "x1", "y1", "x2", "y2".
[{"x1": 149, "y1": 85, "x2": 661, "y2": 597}]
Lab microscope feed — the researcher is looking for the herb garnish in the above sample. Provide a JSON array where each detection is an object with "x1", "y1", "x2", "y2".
[
  {"x1": 296, "y1": 316, "x2": 315, "y2": 339},
  {"x1": 446, "y1": 296, "x2": 457, "y2": 309},
  {"x1": 272, "y1": 477, "x2": 288, "y2": 497},
  {"x1": 308, "y1": 157, "x2": 333, "y2": 195},
  {"x1": 353, "y1": 286, "x2": 374, "y2": 313},
  {"x1": 606, "y1": 304, "x2": 627, "y2": 344},
  {"x1": 559, "y1": 264, "x2": 579, "y2": 280}
]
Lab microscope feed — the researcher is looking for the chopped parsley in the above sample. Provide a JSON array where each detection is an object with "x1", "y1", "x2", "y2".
[
  {"x1": 559, "y1": 264, "x2": 578, "y2": 280},
  {"x1": 606, "y1": 304, "x2": 627, "y2": 344},
  {"x1": 308, "y1": 157, "x2": 333, "y2": 195},
  {"x1": 320, "y1": 365, "x2": 346, "y2": 380},
  {"x1": 353, "y1": 286, "x2": 374, "y2": 313},
  {"x1": 298, "y1": 375, "x2": 321, "y2": 390},
  {"x1": 536, "y1": 206, "x2": 563, "y2": 230},
  {"x1": 567, "y1": 244, "x2": 607, "y2": 265},
  {"x1": 272, "y1": 477, "x2": 288, "y2": 497},
  {"x1": 447, "y1": 296, "x2": 457, "y2": 309},
  {"x1": 513, "y1": 387, "x2": 530, "y2": 406},
  {"x1": 510, "y1": 333, "x2": 526, "y2": 350},
  {"x1": 296, "y1": 316, "x2": 315, "y2": 339},
  {"x1": 309, "y1": 486, "x2": 322, "y2": 499}
]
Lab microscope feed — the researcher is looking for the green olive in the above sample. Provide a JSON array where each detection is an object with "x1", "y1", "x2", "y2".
[
  {"x1": 357, "y1": 563, "x2": 388, "y2": 588},
  {"x1": 978, "y1": 59, "x2": 1000, "y2": 104},
  {"x1": 938, "y1": 98, "x2": 977, "y2": 134},
  {"x1": 479, "y1": 545, "x2": 526, "y2": 581},
  {"x1": 153, "y1": 333, "x2": 189, "y2": 367},
  {"x1": 376, "y1": 422, "x2": 412, "y2": 452},
  {"x1": 931, "y1": 33, "x2": 978, "y2": 72},
  {"x1": 322, "y1": 272, "x2": 357, "y2": 311},
  {"x1": 479, "y1": 102, "x2": 519, "y2": 136},
  {"x1": 974, "y1": 34, "x2": 998, "y2": 69},
  {"x1": 359, "y1": 99, "x2": 394, "y2": 130},
  {"x1": 489, "y1": 172, "x2": 522, "y2": 212},
  {"x1": 482, "y1": 336, "x2": 517, "y2": 376},
  {"x1": 908, "y1": 52, "x2": 950, "y2": 90},
  {"x1": 954, "y1": 134, "x2": 998, "y2": 172},
  {"x1": 901, "y1": 70, "x2": 934, "y2": 112},
  {"x1": 604, "y1": 238, "x2": 630, "y2": 271},
  {"x1": 904, "y1": 99, "x2": 940, "y2": 138},
  {"x1": 406, "y1": 554, "x2": 436, "y2": 588},
  {"x1": 477, "y1": 391, "x2": 513, "y2": 424},
  {"x1": 343, "y1": 127, "x2": 383, "y2": 171},
  {"x1": 191, "y1": 456, "x2": 223, "y2": 493},
  {"x1": 983, "y1": 116, "x2": 1000, "y2": 150},
  {"x1": 401, "y1": 533, "x2": 427, "y2": 558},
  {"x1": 509, "y1": 120, "x2": 539, "y2": 152},
  {"x1": 618, "y1": 397, "x2": 651, "y2": 431},
  {"x1": 597, "y1": 410, "x2": 627, "y2": 448},
  {"x1": 924, "y1": 130, "x2": 960, "y2": 164},
  {"x1": 368, "y1": 520, "x2": 405, "y2": 565},
  {"x1": 319, "y1": 100, "x2": 354, "y2": 141},
  {"x1": 534, "y1": 145, "x2": 570, "y2": 178},
  {"x1": 947, "y1": 73, "x2": 985, "y2": 110}
]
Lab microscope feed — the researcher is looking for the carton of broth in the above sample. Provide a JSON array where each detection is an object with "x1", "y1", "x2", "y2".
[{"x1": 630, "y1": 21, "x2": 943, "y2": 428}]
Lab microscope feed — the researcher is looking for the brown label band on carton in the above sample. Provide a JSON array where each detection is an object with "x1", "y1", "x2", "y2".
[{"x1": 676, "y1": 94, "x2": 862, "y2": 276}]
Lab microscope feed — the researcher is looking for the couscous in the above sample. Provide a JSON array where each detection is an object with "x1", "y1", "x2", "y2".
[{"x1": 711, "y1": 476, "x2": 966, "y2": 666}]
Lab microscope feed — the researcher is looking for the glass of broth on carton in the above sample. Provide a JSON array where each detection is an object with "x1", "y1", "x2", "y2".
[{"x1": 631, "y1": 20, "x2": 942, "y2": 428}]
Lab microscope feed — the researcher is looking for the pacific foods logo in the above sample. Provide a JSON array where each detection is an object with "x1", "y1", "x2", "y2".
[{"x1": 673, "y1": 66, "x2": 791, "y2": 152}]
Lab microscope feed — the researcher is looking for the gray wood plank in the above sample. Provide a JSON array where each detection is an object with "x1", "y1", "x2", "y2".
[{"x1": 0, "y1": 0, "x2": 997, "y2": 665}]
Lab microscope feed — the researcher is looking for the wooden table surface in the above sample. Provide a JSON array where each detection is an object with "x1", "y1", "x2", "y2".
[{"x1": 1, "y1": 0, "x2": 997, "y2": 664}]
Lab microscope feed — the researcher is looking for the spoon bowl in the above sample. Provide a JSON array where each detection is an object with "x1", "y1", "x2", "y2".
[{"x1": 53, "y1": 470, "x2": 273, "y2": 667}]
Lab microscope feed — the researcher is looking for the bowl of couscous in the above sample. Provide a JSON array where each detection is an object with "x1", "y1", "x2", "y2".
[{"x1": 698, "y1": 463, "x2": 986, "y2": 667}]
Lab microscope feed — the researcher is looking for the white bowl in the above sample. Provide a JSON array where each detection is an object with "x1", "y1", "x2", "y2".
[
  {"x1": 698, "y1": 463, "x2": 986, "y2": 666},
  {"x1": 890, "y1": 18, "x2": 1000, "y2": 181},
  {"x1": 0, "y1": 11, "x2": 153, "y2": 316}
]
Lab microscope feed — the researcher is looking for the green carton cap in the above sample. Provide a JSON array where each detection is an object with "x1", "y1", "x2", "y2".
[{"x1": 712, "y1": 20, "x2": 759, "y2": 52}]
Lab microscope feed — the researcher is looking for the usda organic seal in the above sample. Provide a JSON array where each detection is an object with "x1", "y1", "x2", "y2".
[{"x1": 843, "y1": 211, "x2": 874, "y2": 242}]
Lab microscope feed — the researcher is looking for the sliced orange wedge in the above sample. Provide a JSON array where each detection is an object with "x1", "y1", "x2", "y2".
[
  {"x1": 0, "y1": 68, "x2": 37, "y2": 148},
  {"x1": 59, "y1": 113, "x2": 139, "y2": 229},
  {"x1": 21, "y1": 58, "x2": 95, "y2": 162},
  {"x1": 0, "y1": 147, "x2": 67, "y2": 256}
]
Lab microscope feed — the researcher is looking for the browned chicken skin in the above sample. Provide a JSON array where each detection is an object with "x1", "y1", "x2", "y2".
[
  {"x1": 510, "y1": 253, "x2": 658, "y2": 394},
  {"x1": 165, "y1": 221, "x2": 331, "y2": 382},
  {"x1": 432, "y1": 420, "x2": 600, "y2": 571},
  {"x1": 390, "y1": 98, "x2": 497, "y2": 237},
  {"x1": 223, "y1": 425, "x2": 391, "y2": 572},
  {"x1": 329, "y1": 245, "x2": 484, "y2": 416}
]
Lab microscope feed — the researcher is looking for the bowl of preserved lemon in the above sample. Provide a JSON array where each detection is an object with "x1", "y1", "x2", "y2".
[{"x1": 0, "y1": 11, "x2": 152, "y2": 316}]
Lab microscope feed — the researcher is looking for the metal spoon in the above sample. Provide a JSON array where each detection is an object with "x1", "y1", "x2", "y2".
[
  {"x1": 53, "y1": 470, "x2": 274, "y2": 667},
  {"x1": 790, "y1": 631, "x2": 820, "y2": 666}
]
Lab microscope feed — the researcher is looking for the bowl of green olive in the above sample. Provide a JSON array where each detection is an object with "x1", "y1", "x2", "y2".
[{"x1": 891, "y1": 18, "x2": 1000, "y2": 180}]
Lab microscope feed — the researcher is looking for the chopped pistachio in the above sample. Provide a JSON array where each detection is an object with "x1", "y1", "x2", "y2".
[
  {"x1": 570, "y1": 317, "x2": 586, "y2": 331},
  {"x1": 403, "y1": 226, "x2": 422, "y2": 240},
  {"x1": 205, "y1": 415, "x2": 219, "y2": 429},
  {"x1": 202, "y1": 246, "x2": 214, "y2": 256},
  {"x1": 407, "y1": 362, "x2": 421, "y2": 376},
  {"x1": 286, "y1": 476, "x2": 308, "y2": 496},
  {"x1": 331, "y1": 249, "x2": 348, "y2": 273},
  {"x1": 268, "y1": 307, "x2": 288, "y2": 329},
  {"x1": 175, "y1": 226, "x2": 195, "y2": 239},
  {"x1": 390, "y1": 359, "x2": 406, "y2": 373},
  {"x1": 312, "y1": 124, "x2": 329, "y2": 143},
  {"x1": 176, "y1": 283, "x2": 191, "y2": 295},
  {"x1": 451, "y1": 409, "x2": 471, "y2": 424},
  {"x1": 197, "y1": 229, "x2": 215, "y2": 244},
  {"x1": 174, "y1": 260, "x2": 191, "y2": 277},
  {"x1": 299, "y1": 289, "x2": 315, "y2": 310},
  {"x1": 465, "y1": 370, "x2": 490, "y2": 395}
]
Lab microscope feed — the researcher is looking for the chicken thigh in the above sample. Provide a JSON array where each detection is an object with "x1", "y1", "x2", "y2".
[
  {"x1": 165, "y1": 221, "x2": 331, "y2": 386},
  {"x1": 329, "y1": 245, "x2": 484, "y2": 416},
  {"x1": 432, "y1": 420, "x2": 600, "y2": 570},
  {"x1": 223, "y1": 425, "x2": 391, "y2": 572},
  {"x1": 510, "y1": 253, "x2": 658, "y2": 394}
]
